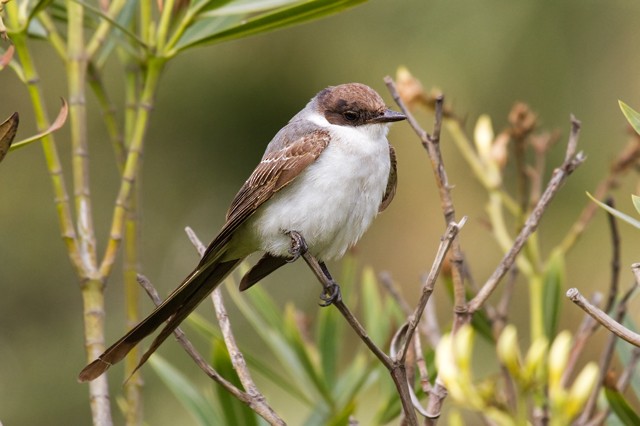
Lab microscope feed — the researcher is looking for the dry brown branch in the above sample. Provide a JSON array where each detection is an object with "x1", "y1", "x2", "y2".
[
  {"x1": 469, "y1": 116, "x2": 585, "y2": 313},
  {"x1": 566, "y1": 282, "x2": 640, "y2": 348}
]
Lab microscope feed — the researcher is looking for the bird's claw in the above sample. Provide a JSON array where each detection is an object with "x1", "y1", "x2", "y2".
[
  {"x1": 286, "y1": 230, "x2": 308, "y2": 263},
  {"x1": 319, "y1": 282, "x2": 342, "y2": 307}
]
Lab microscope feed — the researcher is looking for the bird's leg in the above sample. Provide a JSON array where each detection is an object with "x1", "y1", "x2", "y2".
[
  {"x1": 317, "y1": 261, "x2": 342, "y2": 306},
  {"x1": 287, "y1": 231, "x2": 342, "y2": 306},
  {"x1": 286, "y1": 230, "x2": 308, "y2": 263}
]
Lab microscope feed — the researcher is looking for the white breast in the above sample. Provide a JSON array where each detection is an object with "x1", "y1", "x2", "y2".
[{"x1": 235, "y1": 113, "x2": 392, "y2": 261}]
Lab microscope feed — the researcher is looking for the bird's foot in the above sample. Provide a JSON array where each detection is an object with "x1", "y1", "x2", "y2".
[
  {"x1": 319, "y1": 282, "x2": 342, "y2": 307},
  {"x1": 286, "y1": 230, "x2": 308, "y2": 263}
]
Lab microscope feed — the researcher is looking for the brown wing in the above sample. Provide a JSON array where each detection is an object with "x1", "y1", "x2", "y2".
[
  {"x1": 379, "y1": 143, "x2": 397, "y2": 212},
  {"x1": 197, "y1": 129, "x2": 331, "y2": 265}
]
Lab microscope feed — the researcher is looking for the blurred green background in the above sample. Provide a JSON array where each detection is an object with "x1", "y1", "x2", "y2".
[{"x1": 2, "y1": 0, "x2": 640, "y2": 424}]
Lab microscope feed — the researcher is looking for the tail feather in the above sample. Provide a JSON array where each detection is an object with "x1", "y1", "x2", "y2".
[{"x1": 78, "y1": 259, "x2": 241, "y2": 382}]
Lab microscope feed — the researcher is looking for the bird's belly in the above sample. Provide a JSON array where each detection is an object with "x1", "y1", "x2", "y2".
[{"x1": 241, "y1": 144, "x2": 390, "y2": 261}]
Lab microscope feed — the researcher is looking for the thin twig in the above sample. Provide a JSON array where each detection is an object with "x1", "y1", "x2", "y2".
[
  {"x1": 298, "y1": 249, "x2": 418, "y2": 425},
  {"x1": 385, "y1": 77, "x2": 469, "y2": 333},
  {"x1": 185, "y1": 227, "x2": 274, "y2": 407},
  {"x1": 378, "y1": 271, "x2": 412, "y2": 316},
  {"x1": 604, "y1": 197, "x2": 621, "y2": 314},
  {"x1": 577, "y1": 279, "x2": 639, "y2": 424},
  {"x1": 469, "y1": 117, "x2": 585, "y2": 313},
  {"x1": 397, "y1": 219, "x2": 465, "y2": 364},
  {"x1": 136, "y1": 274, "x2": 285, "y2": 426},
  {"x1": 566, "y1": 284, "x2": 640, "y2": 347},
  {"x1": 564, "y1": 292, "x2": 602, "y2": 386}
]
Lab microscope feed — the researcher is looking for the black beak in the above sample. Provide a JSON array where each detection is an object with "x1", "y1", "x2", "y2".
[{"x1": 373, "y1": 108, "x2": 406, "y2": 123}]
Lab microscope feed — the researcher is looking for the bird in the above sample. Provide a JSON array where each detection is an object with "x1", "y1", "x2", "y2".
[{"x1": 78, "y1": 82, "x2": 406, "y2": 382}]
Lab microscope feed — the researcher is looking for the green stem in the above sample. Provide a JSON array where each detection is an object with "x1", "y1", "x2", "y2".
[
  {"x1": 6, "y1": 19, "x2": 82, "y2": 276},
  {"x1": 156, "y1": 0, "x2": 177, "y2": 52},
  {"x1": 87, "y1": 63, "x2": 125, "y2": 170},
  {"x1": 86, "y1": 0, "x2": 128, "y2": 59},
  {"x1": 67, "y1": 0, "x2": 97, "y2": 272},
  {"x1": 82, "y1": 278, "x2": 113, "y2": 426},
  {"x1": 99, "y1": 56, "x2": 165, "y2": 278},
  {"x1": 124, "y1": 192, "x2": 143, "y2": 426},
  {"x1": 121, "y1": 50, "x2": 143, "y2": 426},
  {"x1": 38, "y1": 12, "x2": 67, "y2": 58}
]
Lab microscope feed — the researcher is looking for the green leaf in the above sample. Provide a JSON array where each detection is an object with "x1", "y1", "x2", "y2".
[
  {"x1": 0, "y1": 112, "x2": 19, "y2": 164},
  {"x1": 542, "y1": 249, "x2": 565, "y2": 339},
  {"x1": 362, "y1": 267, "x2": 386, "y2": 345},
  {"x1": 282, "y1": 303, "x2": 333, "y2": 405},
  {"x1": 586, "y1": 192, "x2": 640, "y2": 229},
  {"x1": 226, "y1": 280, "x2": 318, "y2": 404},
  {"x1": 315, "y1": 297, "x2": 341, "y2": 384},
  {"x1": 616, "y1": 316, "x2": 640, "y2": 398},
  {"x1": 619, "y1": 100, "x2": 640, "y2": 136},
  {"x1": 632, "y1": 195, "x2": 640, "y2": 216},
  {"x1": 604, "y1": 386, "x2": 640, "y2": 426},
  {"x1": 149, "y1": 354, "x2": 222, "y2": 426},
  {"x1": 211, "y1": 339, "x2": 258, "y2": 426},
  {"x1": 174, "y1": 0, "x2": 368, "y2": 53},
  {"x1": 185, "y1": 311, "x2": 308, "y2": 405},
  {"x1": 333, "y1": 354, "x2": 376, "y2": 406}
]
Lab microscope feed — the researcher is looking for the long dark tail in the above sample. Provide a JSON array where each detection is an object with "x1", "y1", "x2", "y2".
[{"x1": 78, "y1": 258, "x2": 242, "y2": 382}]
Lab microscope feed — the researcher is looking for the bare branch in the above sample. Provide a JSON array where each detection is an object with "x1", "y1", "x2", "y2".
[
  {"x1": 469, "y1": 118, "x2": 585, "y2": 313},
  {"x1": 136, "y1": 273, "x2": 285, "y2": 426},
  {"x1": 566, "y1": 285, "x2": 640, "y2": 347}
]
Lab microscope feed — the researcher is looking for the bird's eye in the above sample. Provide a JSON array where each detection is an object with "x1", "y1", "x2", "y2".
[{"x1": 343, "y1": 111, "x2": 358, "y2": 122}]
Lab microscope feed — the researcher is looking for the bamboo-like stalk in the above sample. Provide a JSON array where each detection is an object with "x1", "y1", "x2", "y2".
[
  {"x1": 124, "y1": 194, "x2": 143, "y2": 426},
  {"x1": 37, "y1": 12, "x2": 67, "y2": 58},
  {"x1": 87, "y1": 63, "x2": 126, "y2": 169},
  {"x1": 86, "y1": 0, "x2": 128, "y2": 59},
  {"x1": 99, "y1": 57, "x2": 164, "y2": 280},
  {"x1": 82, "y1": 277, "x2": 113, "y2": 426},
  {"x1": 122, "y1": 52, "x2": 144, "y2": 426},
  {"x1": 67, "y1": 0, "x2": 97, "y2": 271},
  {"x1": 5, "y1": 10, "x2": 82, "y2": 277}
]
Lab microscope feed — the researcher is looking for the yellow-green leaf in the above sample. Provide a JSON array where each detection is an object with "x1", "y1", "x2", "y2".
[
  {"x1": 604, "y1": 386, "x2": 640, "y2": 426},
  {"x1": 632, "y1": 195, "x2": 640, "y2": 216},
  {"x1": 587, "y1": 192, "x2": 640, "y2": 229},
  {"x1": 543, "y1": 249, "x2": 565, "y2": 339},
  {"x1": 149, "y1": 355, "x2": 222, "y2": 426},
  {"x1": 619, "y1": 100, "x2": 640, "y2": 136}
]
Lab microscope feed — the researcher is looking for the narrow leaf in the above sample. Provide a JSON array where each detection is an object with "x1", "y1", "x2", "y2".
[
  {"x1": 619, "y1": 100, "x2": 640, "y2": 136},
  {"x1": 542, "y1": 249, "x2": 565, "y2": 339},
  {"x1": 175, "y1": 0, "x2": 367, "y2": 52},
  {"x1": 10, "y1": 98, "x2": 68, "y2": 151},
  {"x1": 315, "y1": 299, "x2": 340, "y2": 384},
  {"x1": 205, "y1": 0, "x2": 304, "y2": 16},
  {"x1": 632, "y1": 195, "x2": 640, "y2": 215},
  {"x1": 149, "y1": 355, "x2": 221, "y2": 426},
  {"x1": 362, "y1": 267, "x2": 386, "y2": 345},
  {"x1": 0, "y1": 112, "x2": 19, "y2": 164},
  {"x1": 211, "y1": 339, "x2": 258, "y2": 426},
  {"x1": 616, "y1": 316, "x2": 640, "y2": 398},
  {"x1": 604, "y1": 386, "x2": 640, "y2": 426},
  {"x1": 586, "y1": 192, "x2": 640, "y2": 229}
]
